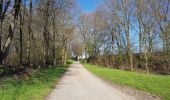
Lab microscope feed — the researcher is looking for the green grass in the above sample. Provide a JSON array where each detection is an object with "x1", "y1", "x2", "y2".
[
  {"x1": 83, "y1": 63, "x2": 170, "y2": 100},
  {"x1": 67, "y1": 60, "x2": 75, "y2": 64},
  {"x1": 0, "y1": 65, "x2": 68, "y2": 100}
]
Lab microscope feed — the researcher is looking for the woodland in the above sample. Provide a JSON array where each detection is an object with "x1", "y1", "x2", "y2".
[{"x1": 0, "y1": 0, "x2": 170, "y2": 78}]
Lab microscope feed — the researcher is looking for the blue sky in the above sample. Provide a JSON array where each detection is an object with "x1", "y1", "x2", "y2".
[{"x1": 77, "y1": 0, "x2": 98, "y2": 12}]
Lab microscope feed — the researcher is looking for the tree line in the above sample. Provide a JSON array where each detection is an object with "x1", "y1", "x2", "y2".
[
  {"x1": 0, "y1": 0, "x2": 170, "y2": 75},
  {"x1": 76, "y1": 0, "x2": 170, "y2": 74},
  {"x1": 0, "y1": 0, "x2": 76, "y2": 70}
]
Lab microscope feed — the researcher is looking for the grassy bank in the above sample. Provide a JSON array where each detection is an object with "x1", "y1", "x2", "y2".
[
  {"x1": 0, "y1": 65, "x2": 68, "y2": 100},
  {"x1": 83, "y1": 63, "x2": 170, "y2": 100}
]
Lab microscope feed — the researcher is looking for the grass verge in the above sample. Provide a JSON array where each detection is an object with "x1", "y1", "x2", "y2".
[
  {"x1": 0, "y1": 65, "x2": 68, "y2": 100},
  {"x1": 83, "y1": 63, "x2": 170, "y2": 100}
]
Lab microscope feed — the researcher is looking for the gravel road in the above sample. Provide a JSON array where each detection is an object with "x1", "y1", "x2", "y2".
[{"x1": 47, "y1": 63, "x2": 137, "y2": 100}]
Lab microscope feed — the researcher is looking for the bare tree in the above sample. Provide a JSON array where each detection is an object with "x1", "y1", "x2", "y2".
[
  {"x1": 0, "y1": 0, "x2": 22, "y2": 64},
  {"x1": 25, "y1": 0, "x2": 33, "y2": 65}
]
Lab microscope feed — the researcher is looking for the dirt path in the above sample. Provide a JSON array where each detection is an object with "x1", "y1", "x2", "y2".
[{"x1": 47, "y1": 63, "x2": 159, "y2": 100}]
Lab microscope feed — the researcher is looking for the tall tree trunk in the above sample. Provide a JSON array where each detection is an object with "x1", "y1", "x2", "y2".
[
  {"x1": 124, "y1": 23, "x2": 133, "y2": 71},
  {"x1": 62, "y1": 45, "x2": 65, "y2": 64},
  {"x1": 62, "y1": 38, "x2": 67, "y2": 65},
  {"x1": 0, "y1": 0, "x2": 2, "y2": 53},
  {"x1": 111, "y1": 34, "x2": 115, "y2": 67},
  {"x1": 136, "y1": 0, "x2": 143, "y2": 54},
  {"x1": 52, "y1": 12, "x2": 57, "y2": 65},
  {"x1": 0, "y1": 22, "x2": 2, "y2": 53},
  {"x1": 43, "y1": 0, "x2": 50, "y2": 67},
  {"x1": 0, "y1": 21, "x2": 15, "y2": 64},
  {"x1": 19, "y1": 12, "x2": 23, "y2": 65},
  {"x1": 127, "y1": 37, "x2": 133, "y2": 71},
  {"x1": 0, "y1": 0, "x2": 11, "y2": 53},
  {"x1": 0, "y1": 0, "x2": 22, "y2": 64},
  {"x1": 43, "y1": 26, "x2": 48, "y2": 67},
  {"x1": 139, "y1": 22, "x2": 142, "y2": 54},
  {"x1": 148, "y1": 28, "x2": 152, "y2": 57},
  {"x1": 53, "y1": 29, "x2": 56, "y2": 65},
  {"x1": 144, "y1": 26, "x2": 149, "y2": 74},
  {"x1": 26, "y1": 0, "x2": 32, "y2": 65},
  {"x1": 122, "y1": 0, "x2": 133, "y2": 71},
  {"x1": 116, "y1": 34, "x2": 123, "y2": 68},
  {"x1": 84, "y1": 44, "x2": 87, "y2": 63},
  {"x1": 43, "y1": 39, "x2": 46, "y2": 67},
  {"x1": 64, "y1": 45, "x2": 67, "y2": 65}
]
